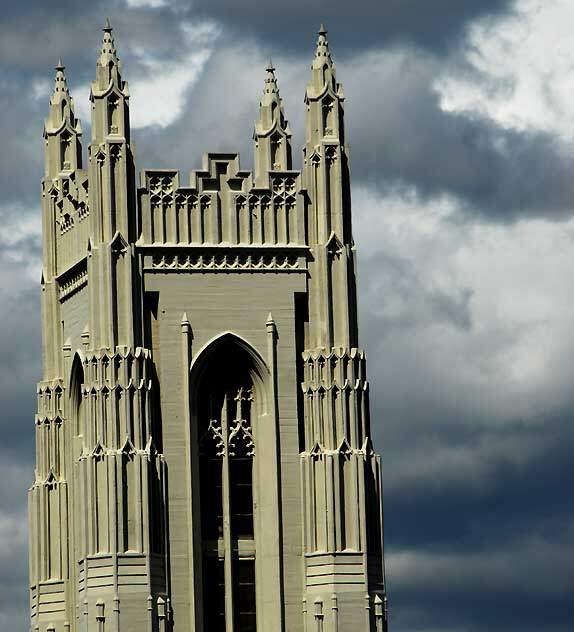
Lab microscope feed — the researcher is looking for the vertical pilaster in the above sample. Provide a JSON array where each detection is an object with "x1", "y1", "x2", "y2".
[
  {"x1": 300, "y1": 26, "x2": 388, "y2": 630},
  {"x1": 181, "y1": 313, "x2": 203, "y2": 629}
]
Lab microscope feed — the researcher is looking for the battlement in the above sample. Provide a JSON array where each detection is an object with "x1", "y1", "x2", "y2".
[{"x1": 139, "y1": 153, "x2": 306, "y2": 247}]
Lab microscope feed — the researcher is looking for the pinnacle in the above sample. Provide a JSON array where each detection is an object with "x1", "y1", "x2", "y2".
[
  {"x1": 263, "y1": 61, "x2": 280, "y2": 96},
  {"x1": 313, "y1": 22, "x2": 333, "y2": 68},
  {"x1": 51, "y1": 56, "x2": 70, "y2": 104},
  {"x1": 99, "y1": 17, "x2": 118, "y2": 62}
]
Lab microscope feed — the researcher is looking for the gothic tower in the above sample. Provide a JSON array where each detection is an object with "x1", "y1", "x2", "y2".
[{"x1": 30, "y1": 22, "x2": 389, "y2": 632}]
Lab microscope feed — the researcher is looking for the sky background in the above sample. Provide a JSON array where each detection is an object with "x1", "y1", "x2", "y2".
[{"x1": 1, "y1": 0, "x2": 573, "y2": 629}]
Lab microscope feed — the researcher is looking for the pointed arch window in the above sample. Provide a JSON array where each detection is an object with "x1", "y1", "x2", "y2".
[
  {"x1": 322, "y1": 96, "x2": 335, "y2": 137},
  {"x1": 60, "y1": 130, "x2": 72, "y2": 171},
  {"x1": 197, "y1": 340, "x2": 262, "y2": 632},
  {"x1": 270, "y1": 132, "x2": 282, "y2": 170},
  {"x1": 108, "y1": 94, "x2": 120, "y2": 134},
  {"x1": 70, "y1": 354, "x2": 85, "y2": 446}
]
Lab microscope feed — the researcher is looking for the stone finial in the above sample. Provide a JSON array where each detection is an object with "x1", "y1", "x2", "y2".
[
  {"x1": 263, "y1": 63, "x2": 279, "y2": 97},
  {"x1": 50, "y1": 58, "x2": 70, "y2": 105},
  {"x1": 181, "y1": 312, "x2": 192, "y2": 335},
  {"x1": 253, "y1": 57, "x2": 292, "y2": 178},
  {"x1": 99, "y1": 17, "x2": 118, "y2": 64},
  {"x1": 314, "y1": 23, "x2": 332, "y2": 65}
]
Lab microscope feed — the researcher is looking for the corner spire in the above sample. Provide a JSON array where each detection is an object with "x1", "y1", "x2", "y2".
[
  {"x1": 46, "y1": 57, "x2": 80, "y2": 133},
  {"x1": 253, "y1": 61, "x2": 292, "y2": 182},
  {"x1": 263, "y1": 60, "x2": 280, "y2": 97},
  {"x1": 313, "y1": 23, "x2": 333, "y2": 69},
  {"x1": 90, "y1": 18, "x2": 130, "y2": 143},
  {"x1": 99, "y1": 18, "x2": 118, "y2": 65},
  {"x1": 44, "y1": 56, "x2": 83, "y2": 177},
  {"x1": 50, "y1": 58, "x2": 70, "y2": 106}
]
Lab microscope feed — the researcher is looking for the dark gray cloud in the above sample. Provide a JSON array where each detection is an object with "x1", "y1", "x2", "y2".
[
  {"x1": 3, "y1": 0, "x2": 570, "y2": 222},
  {"x1": 190, "y1": 0, "x2": 515, "y2": 55},
  {"x1": 338, "y1": 49, "x2": 574, "y2": 221}
]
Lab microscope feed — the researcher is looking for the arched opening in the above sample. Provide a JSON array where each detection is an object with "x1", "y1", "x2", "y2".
[
  {"x1": 192, "y1": 334, "x2": 268, "y2": 632},
  {"x1": 69, "y1": 353, "x2": 84, "y2": 442},
  {"x1": 270, "y1": 132, "x2": 281, "y2": 170},
  {"x1": 60, "y1": 131, "x2": 72, "y2": 170},
  {"x1": 107, "y1": 93, "x2": 119, "y2": 134},
  {"x1": 322, "y1": 95, "x2": 335, "y2": 137}
]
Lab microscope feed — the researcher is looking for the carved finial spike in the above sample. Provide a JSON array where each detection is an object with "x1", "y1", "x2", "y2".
[
  {"x1": 181, "y1": 312, "x2": 192, "y2": 334},
  {"x1": 266, "y1": 311, "x2": 275, "y2": 325},
  {"x1": 51, "y1": 56, "x2": 70, "y2": 103},
  {"x1": 312, "y1": 22, "x2": 332, "y2": 69},
  {"x1": 99, "y1": 17, "x2": 118, "y2": 63},
  {"x1": 266, "y1": 57, "x2": 275, "y2": 73}
]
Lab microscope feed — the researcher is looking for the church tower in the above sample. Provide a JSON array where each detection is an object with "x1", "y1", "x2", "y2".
[{"x1": 30, "y1": 22, "x2": 389, "y2": 632}]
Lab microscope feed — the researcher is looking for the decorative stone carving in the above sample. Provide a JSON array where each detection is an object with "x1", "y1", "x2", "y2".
[{"x1": 31, "y1": 21, "x2": 388, "y2": 632}]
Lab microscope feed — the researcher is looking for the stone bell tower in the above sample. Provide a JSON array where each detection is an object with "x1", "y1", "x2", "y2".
[{"x1": 30, "y1": 21, "x2": 389, "y2": 632}]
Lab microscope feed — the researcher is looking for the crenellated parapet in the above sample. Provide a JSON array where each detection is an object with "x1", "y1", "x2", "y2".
[
  {"x1": 138, "y1": 153, "x2": 306, "y2": 249},
  {"x1": 42, "y1": 171, "x2": 90, "y2": 275}
]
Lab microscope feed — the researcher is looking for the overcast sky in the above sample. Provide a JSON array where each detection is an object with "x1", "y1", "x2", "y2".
[{"x1": 1, "y1": 0, "x2": 573, "y2": 630}]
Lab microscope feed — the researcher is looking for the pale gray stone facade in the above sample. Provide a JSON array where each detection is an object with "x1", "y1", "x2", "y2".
[{"x1": 30, "y1": 21, "x2": 389, "y2": 632}]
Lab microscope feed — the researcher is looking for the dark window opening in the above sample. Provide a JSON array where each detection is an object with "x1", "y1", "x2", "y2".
[
  {"x1": 197, "y1": 340, "x2": 259, "y2": 630},
  {"x1": 235, "y1": 558, "x2": 256, "y2": 632}
]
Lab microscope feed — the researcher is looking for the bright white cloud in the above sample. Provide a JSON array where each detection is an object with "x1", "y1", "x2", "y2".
[
  {"x1": 435, "y1": 0, "x2": 574, "y2": 140},
  {"x1": 72, "y1": 20, "x2": 220, "y2": 130},
  {"x1": 31, "y1": 78, "x2": 51, "y2": 102},
  {"x1": 354, "y1": 187, "x2": 574, "y2": 442},
  {"x1": 126, "y1": 0, "x2": 171, "y2": 8},
  {"x1": 0, "y1": 205, "x2": 42, "y2": 283}
]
